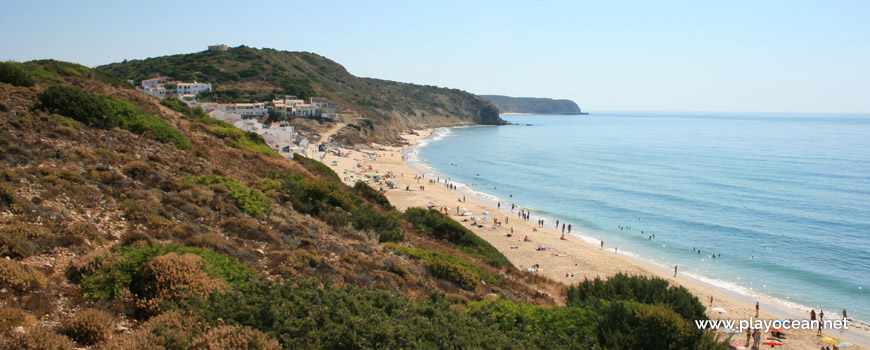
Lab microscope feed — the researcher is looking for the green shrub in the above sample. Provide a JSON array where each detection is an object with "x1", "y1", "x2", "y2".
[
  {"x1": 0, "y1": 61, "x2": 35, "y2": 87},
  {"x1": 465, "y1": 299, "x2": 597, "y2": 347},
  {"x1": 62, "y1": 308, "x2": 114, "y2": 346},
  {"x1": 160, "y1": 97, "x2": 191, "y2": 116},
  {"x1": 353, "y1": 181, "x2": 392, "y2": 210},
  {"x1": 187, "y1": 175, "x2": 273, "y2": 217},
  {"x1": 198, "y1": 116, "x2": 280, "y2": 158},
  {"x1": 403, "y1": 208, "x2": 510, "y2": 267},
  {"x1": 383, "y1": 243, "x2": 497, "y2": 288},
  {"x1": 566, "y1": 273, "x2": 707, "y2": 322},
  {"x1": 38, "y1": 86, "x2": 116, "y2": 128},
  {"x1": 294, "y1": 153, "x2": 340, "y2": 181},
  {"x1": 28, "y1": 59, "x2": 90, "y2": 78},
  {"x1": 53, "y1": 115, "x2": 82, "y2": 130},
  {"x1": 203, "y1": 279, "x2": 525, "y2": 349},
  {"x1": 38, "y1": 87, "x2": 191, "y2": 149},
  {"x1": 102, "y1": 96, "x2": 191, "y2": 150},
  {"x1": 229, "y1": 133, "x2": 280, "y2": 158},
  {"x1": 352, "y1": 205, "x2": 403, "y2": 243},
  {"x1": 595, "y1": 300, "x2": 698, "y2": 350},
  {"x1": 79, "y1": 244, "x2": 256, "y2": 302}
]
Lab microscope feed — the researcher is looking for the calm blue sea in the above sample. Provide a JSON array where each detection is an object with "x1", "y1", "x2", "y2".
[{"x1": 410, "y1": 112, "x2": 870, "y2": 322}]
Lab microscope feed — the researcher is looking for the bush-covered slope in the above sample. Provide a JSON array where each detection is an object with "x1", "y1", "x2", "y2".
[
  {"x1": 97, "y1": 46, "x2": 505, "y2": 143},
  {"x1": 480, "y1": 94, "x2": 583, "y2": 115},
  {"x1": 0, "y1": 61, "x2": 722, "y2": 349}
]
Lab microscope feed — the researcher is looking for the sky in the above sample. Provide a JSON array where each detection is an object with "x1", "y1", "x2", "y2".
[{"x1": 1, "y1": 0, "x2": 868, "y2": 113}]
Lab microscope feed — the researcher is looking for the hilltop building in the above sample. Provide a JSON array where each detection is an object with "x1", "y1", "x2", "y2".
[{"x1": 208, "y1": 44, "x2": 228, "y2": 51}]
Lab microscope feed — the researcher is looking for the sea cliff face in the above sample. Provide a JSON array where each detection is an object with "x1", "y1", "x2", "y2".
[{"x1": 480, "y1": 95, "x2": 583, "y2": 115}]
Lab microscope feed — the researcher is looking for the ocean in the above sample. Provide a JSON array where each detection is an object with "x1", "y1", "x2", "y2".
[{"x1": 408, "y1": 112, "x2": 870, "y2": 322}]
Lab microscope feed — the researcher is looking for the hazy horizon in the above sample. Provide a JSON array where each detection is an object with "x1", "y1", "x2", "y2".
[{"x1": 1, "y1": 1, "x2": 867, "y2": 113}]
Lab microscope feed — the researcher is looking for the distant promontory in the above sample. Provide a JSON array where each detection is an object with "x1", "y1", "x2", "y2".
[{"x1": 479, "y1": 95, "x2": 584, "y2": 115}]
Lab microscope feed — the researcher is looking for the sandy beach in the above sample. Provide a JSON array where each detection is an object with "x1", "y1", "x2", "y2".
[{"x1": 319, "y1": 129, "x2": 869, "y2": 350}]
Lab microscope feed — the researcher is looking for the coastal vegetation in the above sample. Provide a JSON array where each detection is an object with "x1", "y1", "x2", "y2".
[
  {"x1": 0, "y1": 58, "x2": 723, "y2": 349},
  {"x1": 403, "y1": 207, "x2": 510, "y2": 266}
]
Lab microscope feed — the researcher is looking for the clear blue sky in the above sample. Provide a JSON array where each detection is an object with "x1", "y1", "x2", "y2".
[{"x1": 2, "y1": 0, "x2": 868, "y2": 113}]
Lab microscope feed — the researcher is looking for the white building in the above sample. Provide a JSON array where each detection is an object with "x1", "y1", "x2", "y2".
[
  {"x1": 233, "y1": 102, "x2": 268, "y2": 118},
  {"x1": 295, "y1": 104, "x2": 316, "y2": 117},
  {"x1": 176, "y1": 82, "x2": 211, "y2": 97},
  {"x1": 271, "y1": 95, "x2": 306, "y2": 117},
  {"x1": 141, "y1": 76, "x2": 171, "y2": 88}
]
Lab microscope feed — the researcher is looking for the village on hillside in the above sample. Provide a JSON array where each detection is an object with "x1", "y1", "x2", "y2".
[{"x1": 133, "y1": 49, "x2": 351, "y2": 159}]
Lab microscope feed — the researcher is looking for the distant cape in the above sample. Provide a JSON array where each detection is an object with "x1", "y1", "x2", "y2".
[{"x1": 479, "y1": 95, "x2": 584, "y2": 115}]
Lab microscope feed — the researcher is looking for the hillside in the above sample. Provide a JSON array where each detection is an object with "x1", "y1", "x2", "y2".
[
  {"x1": 1, "y1": 60, "x2": 723, "y2": 349},
  {"x1": 97, "y1": 46, "x2": 505, "y2": 144},
  {"x1": 480, "y1": 95, "x2": 584, "y2": 115}
]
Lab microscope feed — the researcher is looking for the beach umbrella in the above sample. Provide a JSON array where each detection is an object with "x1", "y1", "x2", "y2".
[
  {"x1": 837, "y1": 342, "x2": 854, "y2": 348},
  {"x1": 821, "y1": 337, "x2": 838, "y2": 345},
  {"x1": 428, "y1": 201, "x2": 436, "y2": 204},
  {"x1": 482, "y1": 211, "x2": 489, "y2": 215},
  {"x1": 711, "y1": 307, "x2": 727, "y2": 314},
  {"x1": 390, "y1": 181, "x2": 397, "y2": 185},
  {"x1": 761, "y1": 340, "x2": 782, "y2": 347}
]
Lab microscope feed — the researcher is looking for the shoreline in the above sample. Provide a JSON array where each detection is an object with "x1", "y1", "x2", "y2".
[{"x1": 321, "y1": 128, "x2": 869, "y2": 349}]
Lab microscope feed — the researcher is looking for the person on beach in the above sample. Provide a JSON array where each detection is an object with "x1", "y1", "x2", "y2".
[
  {"x1": 810, "y1": 309, "x2": 816, "y2": 321},
  {"x1": 568, "y1": 224, "x2": 571, "y2": 233},
  {"x1": 843, "y1": 309, "x2": 847, "y2": 320},
  {"x1": 555, "y1": 220, "x2": 559, "y2": 229},
  {"x1": 561, "y1": 223, "x2": 565, "y2": 233},
  {"x1": 755, "y1": 302, "x2": 759, "y2": 317},
  {"x1": 674, "y1": 265, "x2": 678, "y2": 277},
  {"x1": 497, "y1": 202, "x2": 501, "y2": 209},
  {"x1": 745, "y1": 328, "x2": 751, "y2": 346},
  {"x1": 600, "y1": 240, "x2": 604, "y2": 249}
]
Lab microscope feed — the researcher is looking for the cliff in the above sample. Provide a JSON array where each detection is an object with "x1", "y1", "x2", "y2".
[{"x1": 479, "y1": 95, "x2": 583, "y2": 115}]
